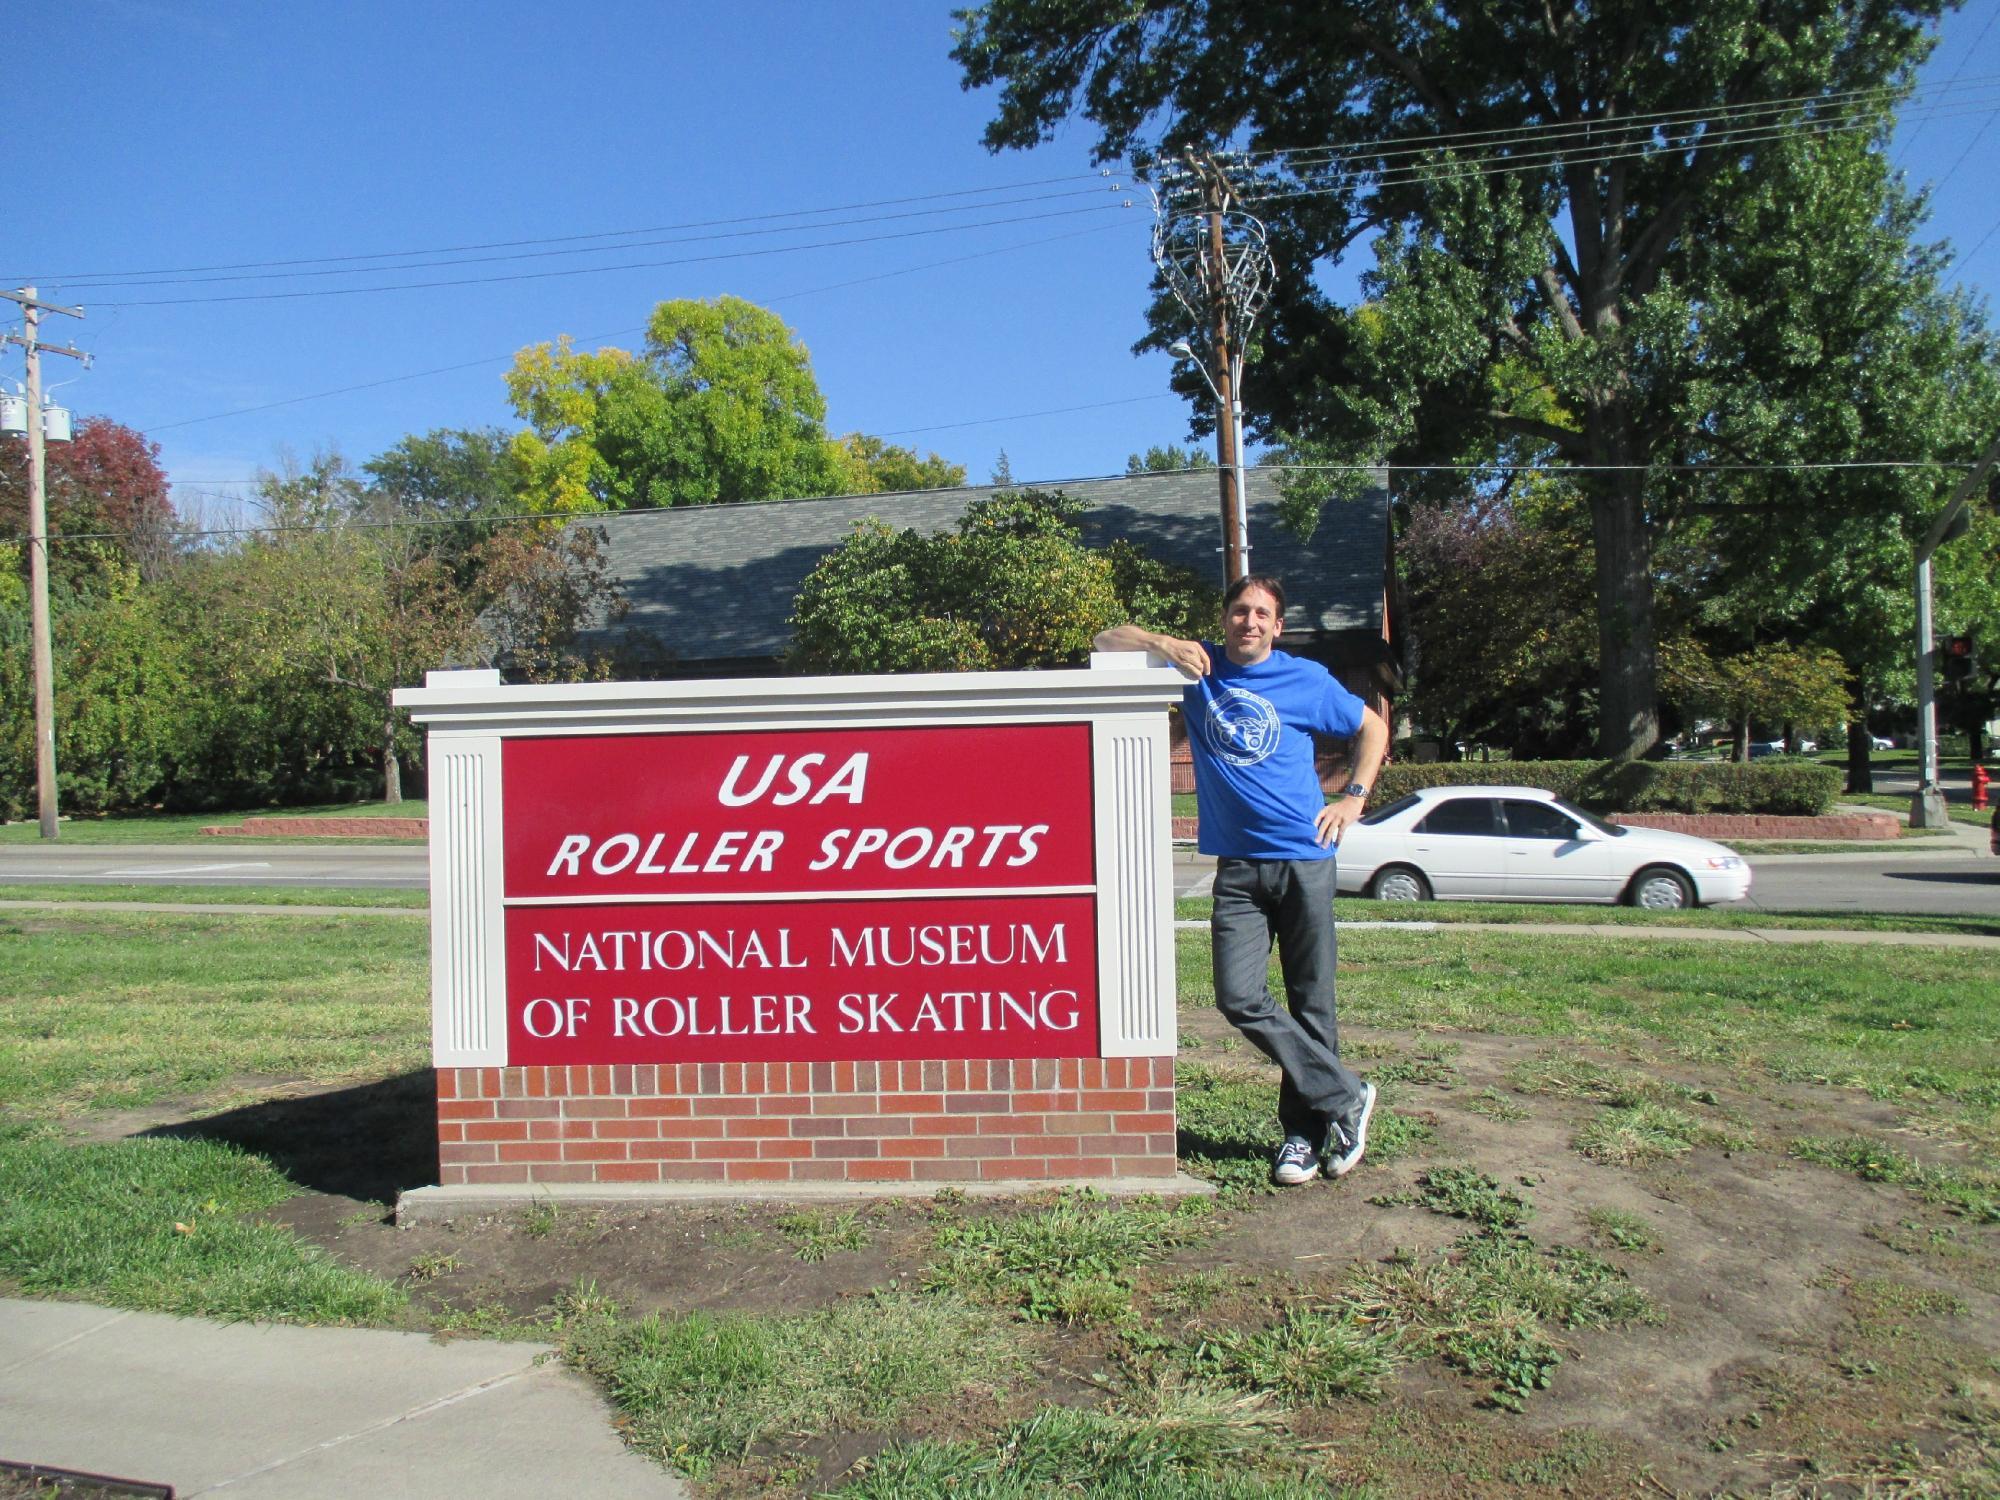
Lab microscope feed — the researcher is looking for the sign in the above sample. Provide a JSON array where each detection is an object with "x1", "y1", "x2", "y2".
[{"x1": 500, "y1": 724, "x2": 1100, "y2": 1064}]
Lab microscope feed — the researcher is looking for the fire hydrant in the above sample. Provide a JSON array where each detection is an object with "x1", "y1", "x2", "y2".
[{"x1": 1974, "y1": 764, "x2": 1991, "y2": 811}]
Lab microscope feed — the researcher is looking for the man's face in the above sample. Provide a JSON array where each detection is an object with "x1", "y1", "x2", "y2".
[{"x1": 1222, "y1": 585, "x2": 1283, "y2": 665}]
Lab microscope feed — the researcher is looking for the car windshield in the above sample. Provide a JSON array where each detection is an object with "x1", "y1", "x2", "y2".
[{"x1": 1553, "y1": 797, "x2": 1628, "y2": 837}]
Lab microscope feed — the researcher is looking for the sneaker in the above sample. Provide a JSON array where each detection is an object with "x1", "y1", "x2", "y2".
[
  {"x1": 1272, "y1": 1135, "x2": 1320, "y2": 1187},
  {"x1": 1323, "y1": 1082, "x2": 1378, "y2": 1178}
]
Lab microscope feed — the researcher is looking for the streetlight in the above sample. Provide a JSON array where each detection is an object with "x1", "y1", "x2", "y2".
[
  {"x1": 1910, "y1": 434, "x2": 2000, "y2": 827},
  {"x1": 1167, "y1": 337, "x2": 1249, "y2": 578}
]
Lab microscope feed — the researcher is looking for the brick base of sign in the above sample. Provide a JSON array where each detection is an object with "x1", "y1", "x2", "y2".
[{"x1": 433, "y1": 1057, "x2": 1179, "y2": 1188}]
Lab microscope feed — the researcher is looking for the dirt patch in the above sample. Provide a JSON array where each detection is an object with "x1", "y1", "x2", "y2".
[{"x1": 89, "y1": 1023, "x2": 2000, "y2": 1497}]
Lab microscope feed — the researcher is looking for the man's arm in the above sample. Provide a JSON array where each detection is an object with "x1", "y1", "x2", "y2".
[
  {"x1": 1314, "y1": 703, "x2": 1391, "y2": 846},
  {"x1": 1093, "y1": 624, "x2": 1209, "y2": 680}
]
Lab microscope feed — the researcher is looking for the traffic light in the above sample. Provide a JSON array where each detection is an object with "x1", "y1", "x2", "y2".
[{"x1": 1940, "y1": 634, "x2": 1975, "y2": 684}]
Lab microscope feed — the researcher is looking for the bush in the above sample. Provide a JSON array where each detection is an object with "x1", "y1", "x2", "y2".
[{"x1": 1372, "y1": 759, "x2": 1839, "y2": 816}]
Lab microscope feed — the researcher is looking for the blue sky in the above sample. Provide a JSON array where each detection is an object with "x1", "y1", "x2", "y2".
[{"x1": 9, "y1": 0, "x2": 1999, "y2": 524}]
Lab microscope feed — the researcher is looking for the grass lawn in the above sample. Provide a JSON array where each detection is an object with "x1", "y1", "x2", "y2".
[
  {"x1": 4, "y1": 907, "x2": 1999, "y2": 1494},
  {"x1": 0, "y1": 910, "x2": 429, "y2": 1116},
  {"x1": 0, "y1": 799, "x2": 428, "y2": 845},
  {"x1": 0, "y1": 883, "x2": 429, "y2": 909},
  {"x1": 1841, "y1": 791, "x2": 1994, "y2": 827}
]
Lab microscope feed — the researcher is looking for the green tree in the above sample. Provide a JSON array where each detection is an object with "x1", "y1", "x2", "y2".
[
  {"x1": 470, "y1": 522, "x2": 631, "y2": 685},
  {"x1": 954, "y1": 0, "x2": 1950, "y2": 759},
  {"x1": 362, "y1": 426, "x2": 526, "y2": 581},
  {"x1": 1398, "y1": 484, "x2": 1599, "y2": 758},
  {"x1": 827, "y1": 433, "x2": 968, "y2": 494},
  {"x1": 1665, "y1": 640, "x2": 1851, "y2": 759},
  {"x1": 0, "y1": 553, "x2": 189, "y2": 818},
  {"x1": 0, "y1": 417, "x2": 178, "y2": 592},
  {"x1": 790, "y1": 490, "x2": 1122, "y2": 674},
  {"x1": 1663, "y1": 130, "x2": 2000, "y2": 785},
  {"x1": 505, "y1": 297, "x2": 844, "y2": 513},
  {"x1": 1101, "y1": 538, "x2": 1219, "y2": 642},
  {"x1": 1125, "y1": 444, "x2": 1214, "y2": 475}
]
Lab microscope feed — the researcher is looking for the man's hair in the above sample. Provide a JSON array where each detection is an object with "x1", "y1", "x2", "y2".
[{"x1": 1223, "y1": 573, "x2": 1287, "y2": 615}]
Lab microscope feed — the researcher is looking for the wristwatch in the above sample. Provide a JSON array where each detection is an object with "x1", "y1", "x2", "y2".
[{"x1": 1341, "y1": 782, "x2": 1369, "y2": 800}]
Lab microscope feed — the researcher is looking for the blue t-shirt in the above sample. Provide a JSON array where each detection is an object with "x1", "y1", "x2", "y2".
[{"x1": 1184, "y1": 643, "x2": 1366, "y2": 860}]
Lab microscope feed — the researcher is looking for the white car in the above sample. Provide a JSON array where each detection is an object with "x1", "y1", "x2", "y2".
[{"x1": 1335, "y1": 785, "x2": 1752, "y2": 909}]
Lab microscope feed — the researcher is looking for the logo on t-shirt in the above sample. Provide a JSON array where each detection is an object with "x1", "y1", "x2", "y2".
[{"x1": 1202, "y1": 686, "x2": 1282, "y2": 767}]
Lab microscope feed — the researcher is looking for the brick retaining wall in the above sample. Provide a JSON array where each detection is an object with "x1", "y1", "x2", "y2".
[
  {"x1": 201, "y1": 816, "x2": 430, "y2": 838},
  {"x1": 1609, "y1": 812, "x2": 1900, "y2": 840},
  {"x1": 435, "y1": 1057, "x2": 1179, "y2": 1187}
]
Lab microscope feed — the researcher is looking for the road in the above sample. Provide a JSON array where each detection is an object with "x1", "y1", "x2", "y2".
[
  {"x1": 0, "y1": 841, "x2": 1994, "y2": 916},
  {"x1": 1736, "y1": 852, "x2": 2000, "y2": 916},
  {"x1": 0, "y1": 844, "x2": 430, "y2": 890}
]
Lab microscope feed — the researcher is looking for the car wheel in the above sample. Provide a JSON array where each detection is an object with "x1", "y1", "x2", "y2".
[
  {"x1": 1628, "y1": 865, "x2": 1695, "y2": 910},
  {"x1": 1369, "y1": 864, "x2": 1432, "y2": 902}
]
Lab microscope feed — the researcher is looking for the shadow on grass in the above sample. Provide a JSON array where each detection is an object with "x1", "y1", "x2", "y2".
[{"x1": 142, "y1": 1071, "x2": 439, "y2": 1204}]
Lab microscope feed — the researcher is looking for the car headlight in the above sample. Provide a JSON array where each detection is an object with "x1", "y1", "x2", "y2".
[{"x1": 1705, "y1": 856, "x2": 1744, "y2": 870}]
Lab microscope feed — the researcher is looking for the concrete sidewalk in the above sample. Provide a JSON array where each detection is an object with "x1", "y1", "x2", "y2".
[{"x1": 0, "y1": 1298, "x2": 687, "y2": 1499}]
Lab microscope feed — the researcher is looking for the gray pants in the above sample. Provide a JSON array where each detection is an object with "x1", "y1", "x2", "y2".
[{"x1": 1211, "y1": 856, "x2": 1367, "y2": 1140}]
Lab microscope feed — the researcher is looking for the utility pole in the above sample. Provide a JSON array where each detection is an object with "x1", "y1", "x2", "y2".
[
  {"x1": 1910, "y1": 430, "x2": 2000, "y2": 829},
  {"x1": 1200, "y1": 165, "x2": 1249, "y2": 583},
  {"x1": 3, "y1": 287, "x2": 89, "y2": 841},
  {"x1": 1152, "y1": 152, "x2": 1273, "y2": 586}
]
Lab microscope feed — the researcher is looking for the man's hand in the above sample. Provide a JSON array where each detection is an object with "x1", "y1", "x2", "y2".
[
  {"x1": 1094, "y1": 624, "x2": 1208, "y2": 680},
  {"x1": 1314, "y1": 795, "x2": 1366, "y2": 847},
  {"x1": 1153, "y1": 635, "x2": 1209, "y2": 679}
]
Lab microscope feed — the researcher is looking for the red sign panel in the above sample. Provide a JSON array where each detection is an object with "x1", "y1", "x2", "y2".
[
  {"x1": 502, "y1": 724, "x2": 1094, "y2": 899},
  {"x1": 498, "y1": 724, "x2": 1100, "y2": 1064},
  {"x1": 504, "y1": 895, "x2": 1098, "y2": 1064}
]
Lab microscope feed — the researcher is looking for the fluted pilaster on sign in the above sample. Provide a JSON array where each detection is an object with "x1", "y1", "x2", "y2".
[
  {"x1": 429, "y1": 736, "x2": 506, "y2": 1064},
  {"x1": 1093, "y1": 718, "x2": 1176, "y2": 1056}
]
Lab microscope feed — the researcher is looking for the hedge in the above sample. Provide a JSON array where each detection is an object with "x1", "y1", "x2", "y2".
[{"x1": 1371, "y1": 758, "x2": 1840, "y2": 816}]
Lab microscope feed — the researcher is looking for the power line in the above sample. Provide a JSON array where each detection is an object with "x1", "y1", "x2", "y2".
[
  {"x1": 1944, "y1": 209, "x2": 2000, "y2": 283},
  {"x1": 12, "y1": 171, "x2": 1119, "y2": 285},
  {"x1": 1897, "y1": 9, "x2": 2000, "y2": 157},
  {"x1": 50, "y1": 185, "x2": 1127, "y2": 293},
  {"x1": 1237, "y1": 98, "x2": 2000, "y2": 209},
  {"x1": 91, "y1": 203, "x2": 1135, "y2": 308},
  {"x1": 102, "y1": 93, "x2": 1973, "y2": 310},
  {"x1": 44, "y1": 76, "x2": 1992, "y2": 295},
  {"x1": 1235, "y1": 72, "x2": 2000, "y2": 175},
  {"x1": 878, "y1": 393, "x2": 1173, "y2": 438}
]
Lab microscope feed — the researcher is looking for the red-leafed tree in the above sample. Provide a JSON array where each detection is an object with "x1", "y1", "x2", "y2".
[{"x1": 0, "y1": 416, "x2": 177, "y2": 591}]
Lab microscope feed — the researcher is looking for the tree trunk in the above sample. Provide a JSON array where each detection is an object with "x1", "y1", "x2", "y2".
[
  {"x1": 381, "y1": 712, "x2": 402, "y2": 805},
  {"x1": 1844, "y1": 664, "x2": 1873, "y2": 794},
  {"x1": 1732, "y1": 718, "x2": 1750, "y2": 762},
  {"x1": 1845, "y1": 719, "x2": 1874, "y2": 794},
  {"x1": 1586, "y1": 467, "x2": 1660, "y2": 761}
]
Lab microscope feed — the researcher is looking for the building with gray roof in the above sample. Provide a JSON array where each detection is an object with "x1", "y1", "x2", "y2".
[{"x1": 566, "y1": 465, "x2": 1397, "y2": 698}]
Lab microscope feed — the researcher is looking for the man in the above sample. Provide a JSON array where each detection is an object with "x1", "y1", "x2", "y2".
[{"x1": 1096, "y1": 575, "x2": 1389, "y2": 1185}]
